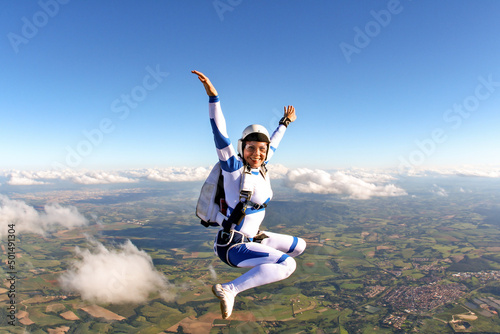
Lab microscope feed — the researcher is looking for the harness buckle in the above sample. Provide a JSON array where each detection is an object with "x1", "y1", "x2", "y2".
[
  {"x1": 239, "y1": 190, "x2": 252, "y2": 202},
  {"x1": 245, "y1": 200, "x2": 267, "y2": 211}
]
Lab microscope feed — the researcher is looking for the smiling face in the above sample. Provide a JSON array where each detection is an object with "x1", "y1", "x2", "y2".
[{"x1": 243, "y1": 141, "x2": 268, "y2": 168}]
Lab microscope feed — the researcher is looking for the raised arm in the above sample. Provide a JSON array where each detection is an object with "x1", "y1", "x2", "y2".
[
  {"x1": 192, "y1": 70, "x2": 241, "y2": 171},
  {"x1": 266, "y1": 105, "x2": 297, "y2": 162},
  {"x1": 192, "y1": 70, "x2": 218, "y2": 96}
]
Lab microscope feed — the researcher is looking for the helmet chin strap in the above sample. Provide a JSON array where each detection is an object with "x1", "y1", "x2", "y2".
[{"x1": 241, "y1": 157, "x2": 268, "y2": 180}]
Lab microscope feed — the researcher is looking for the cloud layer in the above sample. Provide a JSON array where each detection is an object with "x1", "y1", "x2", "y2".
[
  {"x1": 284, "y1": 168, "x2": 407, "y2": 200},
  {"x1": 2, "y1": 165, "x2": 499, "y2": 189},
  {"x1": 399, "y1": 166, "x2": 500, "y2": 178},
  {"x1": 1, "y1": 167, "x2": 213, "y2": 186},
  {"x1": 129, "y1": 167, "x2": 210, "y2": 182},
  {"x1": 0, "y1": 165, "x2": 291, "y2": 186},
  {"x1": 0, "y1": 195, "x2": 88, "y2": 237},
  {"x1": 59, "y1": 239, "x2": 174, "y2": 304}
]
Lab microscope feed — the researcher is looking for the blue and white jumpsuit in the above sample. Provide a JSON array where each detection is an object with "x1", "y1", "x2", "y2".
[{"x1": 209, "y1": 95, "x2": 306, "y2": 296}]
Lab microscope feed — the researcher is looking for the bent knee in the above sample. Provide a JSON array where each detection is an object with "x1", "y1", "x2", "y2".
[
  {"x1": 289, "y1": 237, "x2": 306, "y2": 257},
  {"x1": 280, "y1": 256, "x2": 297, "y2": 278}
]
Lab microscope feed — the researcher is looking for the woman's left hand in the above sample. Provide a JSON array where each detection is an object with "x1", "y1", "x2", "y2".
[{"x1": 284, "y1": 105, "x2": 297, "y2": 122}]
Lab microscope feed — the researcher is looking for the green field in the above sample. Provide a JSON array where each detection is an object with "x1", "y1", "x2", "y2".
[{"x1": 2, "y1": 179, "x2": 500, "y2": 333}]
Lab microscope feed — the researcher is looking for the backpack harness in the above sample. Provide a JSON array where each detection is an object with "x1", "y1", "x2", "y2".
[
  {"x1": 196, "y1": 162, "x2": 268, "y2": 233},
  {"x1": 196, "y1": 162, "x2": 270, "y2": 267}
]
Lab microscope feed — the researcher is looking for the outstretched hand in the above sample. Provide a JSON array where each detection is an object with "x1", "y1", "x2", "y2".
[
  {"x1": 284, "y1": 105, "x2": 297, "y2": 122},
  {"x1": 192, "y1": 70, "x2": 218, "y2": 96}
]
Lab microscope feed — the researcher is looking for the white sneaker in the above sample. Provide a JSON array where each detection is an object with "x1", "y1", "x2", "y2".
[{"x1": 212, "y1": 284, "x2": 235, "y2": 319}]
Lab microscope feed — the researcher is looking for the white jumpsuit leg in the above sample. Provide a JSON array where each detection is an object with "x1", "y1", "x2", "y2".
[{"x1": 222, "y1": 232, "x2": 306, "y2": 295}]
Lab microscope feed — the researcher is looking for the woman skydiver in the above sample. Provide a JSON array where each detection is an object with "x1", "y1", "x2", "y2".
[{"x1": 192, "y1": 70, "x2": 306, "y2": 319}]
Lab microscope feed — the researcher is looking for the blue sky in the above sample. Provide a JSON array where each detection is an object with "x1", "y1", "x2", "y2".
[{"x1": 1, "y1": 0, "x2": 500, "y2": 171}]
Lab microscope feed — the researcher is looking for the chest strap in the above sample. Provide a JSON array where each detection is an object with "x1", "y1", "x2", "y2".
[
  {"x1": 221, "y1": 163, "x2": 268, "y2": 233},
  {"x1": 245, "y1": 199, "x2": 267, "y2": 211}
]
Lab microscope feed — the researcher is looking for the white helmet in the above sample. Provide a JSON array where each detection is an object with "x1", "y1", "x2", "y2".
[{"x1": 237, "y1": 124, "x2": 270, "y2": 158}]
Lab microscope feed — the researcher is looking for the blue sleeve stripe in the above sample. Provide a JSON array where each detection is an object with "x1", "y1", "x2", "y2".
[
  {"x1": 276, "y1": 254, "x2": 289, "y2": 264},
  {"x1": 209, "y1": 95, "x2": 220, "y2": 103},
  {"x1": 287, "y1": 237, "x2": 299, "y2": 253},
  {"x1": 220, "y1": 156, "x2": 243, "y2": 173},
  {"x1": 210, "y1": 119, "x2": 231, "y2": 150}
]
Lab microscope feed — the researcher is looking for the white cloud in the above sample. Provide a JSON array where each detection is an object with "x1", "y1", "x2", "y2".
[
  {"x1": 6, "y1": 171, "x2": 53, "y2": 185},
  {"x1": 4, "y1": 167, "x2": 212, "y2": 186},
  {"x1": 8, "y1": 164, "x2": 498, "y2": 189},
  {"x1": 69, "y1": 171, "x2": 137, "y2": 185},
  {"x1": 345, "y1": 169, "x2": 398, "y2": 184},
  {"x1": 266, "y1": 163, "x2": 289, "y2": 179},
  {"x1": 137, "y1": 167, "x2": 210, "y2": 182},
  {"x1": 399, "y1": 165, "x2": 500, "y2": 178},
  {"x1": 4, "y1": 164, "x2": 500, "y2": 187},
  {"x1": 7, "y1": 175, "x2": 46, "y2": 185},
  {"x1": 453, "y1": 167, "x2": 500, "y2": 178},
  {"x1": 59, "y1": 239, "x2": 175, "y2": 304},
  {"x1": 0, "y1": 195, "x2": 88, "y2": 237},
  {"x1": 5, "y1": 170, "x2": 64, "y2": 185},
  {"x1": 431, "y1": 184, "x2": 448, "y2": 197},
  {"x1": 284, "y1": 168, "x2": 407, "y2": 200}
]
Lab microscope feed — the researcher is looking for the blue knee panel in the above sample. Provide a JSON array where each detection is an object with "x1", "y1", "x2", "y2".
[
  {"x1": 276, "y1": 254, "x2": 289, "y2": 264},
  {"x1": 287, "y1": 237, "x2": 298, "y2": 253},
  {"x1": 228, "y1": 244, "x2": 269, "y2": 266}
]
